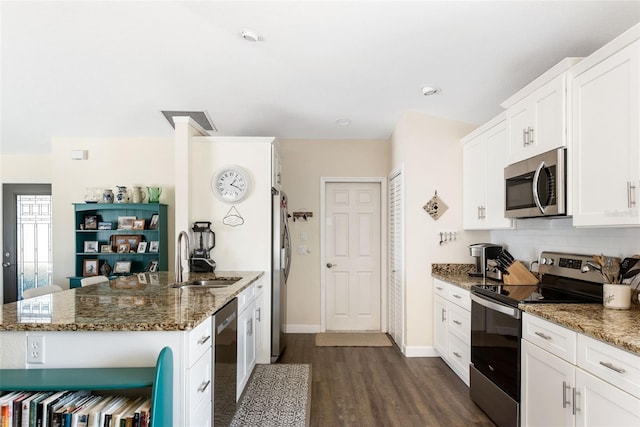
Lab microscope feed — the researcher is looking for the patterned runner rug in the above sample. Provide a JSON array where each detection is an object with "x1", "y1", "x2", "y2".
[
  {"x1": 315, "y1": 332, "x2": 392, "y2": 347},
  {"x1": 230, "y1": 363, "x2": 311, "y2": 427}
]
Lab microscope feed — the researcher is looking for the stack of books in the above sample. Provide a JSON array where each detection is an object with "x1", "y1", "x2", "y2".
[{"x1": 0, "y1": 391, "x2": 151, "y2": 427}]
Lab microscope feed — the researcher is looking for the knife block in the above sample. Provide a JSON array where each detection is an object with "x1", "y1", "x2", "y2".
[{"x1": 502, "y1": 260, "x2": 539, "y2": 285}]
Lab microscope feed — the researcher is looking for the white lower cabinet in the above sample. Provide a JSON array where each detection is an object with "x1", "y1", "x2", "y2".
[
  {"x1": 432, "y1": 278, "x2": 471, "y2": 385},
  {"x1": 237, "y1": 282, "x2": 257, "y2": 400},
  {"x1": 521, "y1": 313, "x2": 640, "y2": 426}
]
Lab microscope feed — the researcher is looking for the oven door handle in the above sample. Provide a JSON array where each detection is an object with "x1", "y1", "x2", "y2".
[
  {"x1": 532, "y1": 160, "x2": 547, "y2": 214},
  {"x1": 471, "y1": 294, "x2": 521, "y2": 319}
]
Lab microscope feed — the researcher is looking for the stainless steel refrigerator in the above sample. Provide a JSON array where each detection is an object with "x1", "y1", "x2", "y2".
[{"x1": 271, "y1": 189, "x2": 291, "y2": 362}]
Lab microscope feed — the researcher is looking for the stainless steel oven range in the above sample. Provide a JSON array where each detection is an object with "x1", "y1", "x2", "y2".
[{"x1": 469, "y1": 251, "x2": 604, "y2": 427}]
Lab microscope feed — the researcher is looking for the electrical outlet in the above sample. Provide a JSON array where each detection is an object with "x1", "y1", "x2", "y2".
[{"x1": 27, "y1": 335, "x2": 45, "y2": 364}]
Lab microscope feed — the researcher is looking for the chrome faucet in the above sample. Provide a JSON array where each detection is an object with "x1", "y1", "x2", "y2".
[{"x1": 176, "y1": 231, "x2": 190, "y2": 283}]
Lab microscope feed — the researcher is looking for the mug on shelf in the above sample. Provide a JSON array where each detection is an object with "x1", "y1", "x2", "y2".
[{"x1": 147, "y1": 187, "x2": 162, "y2": 203}]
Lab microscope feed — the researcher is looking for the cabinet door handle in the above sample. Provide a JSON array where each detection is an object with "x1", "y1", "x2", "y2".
[
  {"x1": 453, "y1": 320, "x2": 462, "y2": 325},
  {"x1": 534, "y1": 331, "x2": 552, "y2": 340},
  {"x1": 562, "y1": 381, "x2": 571, "y2": 408},
  {"x1": 197, "y1": 335, "x2": 211, "y2": 345},
  {"x1": 256, "y1": 307, "x2": 261, "y2": 322},
  {"x1": 523, "y1": 128, "x2": 528, "y2": 147},
  {"x1": 599, "y1": 361, "x2": 626, "y2": 374},
  {"x1": 198, "y1": 380, "x2": 211, "y2": 393},
  {"x1": 477, "y1": 206, "x2": 481, "y2": 219},
  {"x1": 529, "y1": 126, "x2": 534, "y2": 144},
  {"x1": 572, "y1": 387, "x2": 580, "y2": 415},
  {"x1": 441, "y1": 308, "x2": 446, "y2": 322},
  {"x1": 628, "y1": 182, "x2": 636, "y2": 208},
  {"x1": 453, "y1": 352, "x2": 462, "y2": 358}
]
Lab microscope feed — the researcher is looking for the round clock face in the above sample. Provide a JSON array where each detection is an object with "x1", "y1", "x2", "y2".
[{"x1": 212, "y1": 166, "x2": 251, "y2": 203}]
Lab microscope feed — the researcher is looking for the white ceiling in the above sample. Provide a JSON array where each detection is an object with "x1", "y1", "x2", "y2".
[{"x1": 1, "y1": 1, "x2": 639, "y2": 154}]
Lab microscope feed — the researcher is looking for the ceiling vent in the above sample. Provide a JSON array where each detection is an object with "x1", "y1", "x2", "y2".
[{"x1": 161, "y1": 111, "x2": 217, "y2": 132}]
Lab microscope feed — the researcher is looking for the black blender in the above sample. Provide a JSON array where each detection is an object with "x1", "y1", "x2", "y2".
[{"x1": 189, "y1": 221, "x2": 216, "y2": 273}]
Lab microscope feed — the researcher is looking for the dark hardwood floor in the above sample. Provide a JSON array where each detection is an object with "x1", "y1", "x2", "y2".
[{"x1": 278, "y1": 334, "x2": 495, "y2": 427}]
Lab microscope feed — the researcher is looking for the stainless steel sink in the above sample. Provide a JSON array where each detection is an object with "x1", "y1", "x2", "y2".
[{"x1": 171, "y1": 277, "x2": 241, "y2": 288}]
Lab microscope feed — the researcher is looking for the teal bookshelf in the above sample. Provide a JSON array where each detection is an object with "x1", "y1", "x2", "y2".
[
  {"x1": 0, "y1": 347, "x2": 173, "y2": 427},
  {"x1": 70, "y1": 203, "x2": 168, "y2": 288}
]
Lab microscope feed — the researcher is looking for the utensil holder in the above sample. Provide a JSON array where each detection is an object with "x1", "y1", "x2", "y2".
[{"x1": 603, "y1": 284, "x2": 631, "y2": 310}]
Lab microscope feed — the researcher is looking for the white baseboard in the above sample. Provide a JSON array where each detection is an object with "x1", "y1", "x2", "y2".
[
  {"x1": 403, "y1": 345, "x2": 440, "y2": 358},
  {"x1": 285, "y1": 324, "x2": 322, "y2": 333}
]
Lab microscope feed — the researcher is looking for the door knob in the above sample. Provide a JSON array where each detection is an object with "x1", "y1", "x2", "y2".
[
  {"x1": 326, "y1": 263, "x2": 337, "y2": 268},
  {"x1": 2, "y1": 262, "x2": 11, "y2": 268}
]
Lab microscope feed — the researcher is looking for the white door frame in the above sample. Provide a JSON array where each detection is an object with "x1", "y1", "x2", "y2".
[{"x1": 320, "y1": 177, "x2": 387, "y2": 333}]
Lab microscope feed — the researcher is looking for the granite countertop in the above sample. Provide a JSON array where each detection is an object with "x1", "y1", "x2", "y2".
[
  {"x1": 0, "y1": 271, "x2": 263, "y2": 332},
  {"x1": 433, "y1": 264, "x2": 640, "y2": 356},
  {"x1": 431, "y1": 263, "x2": 502, "y2": 290}
]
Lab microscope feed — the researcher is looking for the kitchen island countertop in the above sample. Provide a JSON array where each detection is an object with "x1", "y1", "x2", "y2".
[
  {"x1": 0, "y1": 271, "x2": 263, "y2": 332},
  {"x1": 433, "y1": 265, "x2": 640, "y2": 356}
]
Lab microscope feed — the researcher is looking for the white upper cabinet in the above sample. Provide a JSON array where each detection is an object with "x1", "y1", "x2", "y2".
[
  {"x1": 462, "y1": 114, "x2": 513, "y2": 230},
  {"x1": 502, "y1": 58, "x2": 581, "y2": 165},
  {"x1": 571, "y1": 25, "x2": 640, "y2": 227}
]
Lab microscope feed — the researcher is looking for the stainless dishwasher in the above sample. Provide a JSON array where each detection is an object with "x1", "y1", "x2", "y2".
[{"x1": 213, "y1": 298, "x2": 238, "y2": 426}]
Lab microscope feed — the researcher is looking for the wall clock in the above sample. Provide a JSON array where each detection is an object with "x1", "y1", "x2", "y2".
[{"x1": 211, "y1": 166, "x2": 251, "y2": 203}]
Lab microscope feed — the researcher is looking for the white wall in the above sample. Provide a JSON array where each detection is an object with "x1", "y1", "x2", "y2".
[
  {"x1": 390, "y1": 111, "x2": 484, "y2": 353},
  {"x1": 50, "y1": 138, "x2": 175, "y2": 286},
  {"x1": 188, "y1": 137, "x2": 274, "y2": 272}
]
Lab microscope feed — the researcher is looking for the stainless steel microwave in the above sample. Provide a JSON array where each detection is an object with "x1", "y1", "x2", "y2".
[{"x1": 504, "y1": 148, "x2": 566, "y2": 218}]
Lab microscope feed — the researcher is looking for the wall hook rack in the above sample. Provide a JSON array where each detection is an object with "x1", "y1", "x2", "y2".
[{"x1": 292, "y1": 211, "x2": 313, "y2": 222}]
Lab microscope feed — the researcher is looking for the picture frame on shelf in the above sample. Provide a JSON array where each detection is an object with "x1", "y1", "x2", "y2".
[
  {"x1": 137, "y1": 241, "x2": 148, "y2": 253},
  {"x1": 84, "y1": 215, "x2": 98, "y2": 230},
  {"x1": 113, "y1": 260, "x2": 132, "y2": 274},
  {"x1": 100, "y1": 244, "x2": 112, "y2": 253},
  {"x1": 137, "y1": 273, "x2": 147, "y2": 284},
  {"x1": 149, "y1": 273, "x2": 159, "y2": 284},
  {"x1": 83, "y1": 259, "x2": 99, "y2": 276},
  {"x1": 117, "y1": 243, "x2": 131, "y2": 254},
  {"x1": 148, "y1": 241, "x2": 159, "y2": 253},
  {"x1": 117, "y1": 216, "x2": 136, "y2": 230},
  {"x1": 132, "y1": 219, "x2": 146, "y2": 230},
  {"x1": 98, "y1": 221, "x2": 113, "y2": 230},
  {"x1": 146, "y1": 259, "x2": 159, "y2": 272},
  {"x1": 111, "y1": 235, "x2": 141, "y2": 251},
  {"x1": 83, "y1": 241, "x2": 98, "y2": 253},
  {"x1": 148, "y1": 214, "x2": 159, "y2": 230}
]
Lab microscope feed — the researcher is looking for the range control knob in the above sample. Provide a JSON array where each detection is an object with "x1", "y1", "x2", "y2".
[{"x1": 540, "y1": 257, "x2": 554, "y2": 266}]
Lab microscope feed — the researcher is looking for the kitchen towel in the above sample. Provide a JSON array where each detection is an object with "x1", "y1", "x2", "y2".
[{"x1": 315, "y1": 332, "x2": 392, "y2": 347}]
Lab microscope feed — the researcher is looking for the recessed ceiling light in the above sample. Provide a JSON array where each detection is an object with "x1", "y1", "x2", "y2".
[
  {"x1": 241, "y1": 29, "x2": 261, "y2": 42},
  {"x1": 421, "y1": 86, "x2": 441, "y2": 96},
  {"x1": 336, "y1": 118, "x2": 352, "y2": 126}
]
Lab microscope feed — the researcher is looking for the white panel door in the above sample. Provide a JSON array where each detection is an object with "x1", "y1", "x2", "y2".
[
  {"x1": 388, "y1": 172, "x2": 403, "y2": 347},
  {"x1": 325, "y1": 182, "x2": 381, "y2": 331}
]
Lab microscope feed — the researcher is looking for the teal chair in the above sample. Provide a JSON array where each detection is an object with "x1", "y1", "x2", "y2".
[{"x1": 151, "y1": 346, "x2": 173, "y2": 427}]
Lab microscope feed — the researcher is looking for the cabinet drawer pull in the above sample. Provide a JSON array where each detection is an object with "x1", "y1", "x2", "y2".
[
  {"x1": 453, "y1": 320, "x2": 462, "y2": 325},
  {"x1": 197, "y1": 380, "x2": 211, "y2": 393},
  {"x1": 197, "y1": 335, "x2": 211, "y2": 345},
  {"x1": 599, "y1": 361, "x2": 626, "y2": 374},
  {"x1": 452, "y1": 294, "x2": 462, "y2": 299},
  {"x1": 562, "y1": 381, "x2": 571, "y2": 408},
  {"x1": 453, "y1": 352, "x2": 462, "y2": 358},
  {"x1": 435, "y1": 286, "x2": 444, "y2": 291},
  {"x1": 534, "y1": 331, "x2": 552, "y2": 340}
]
